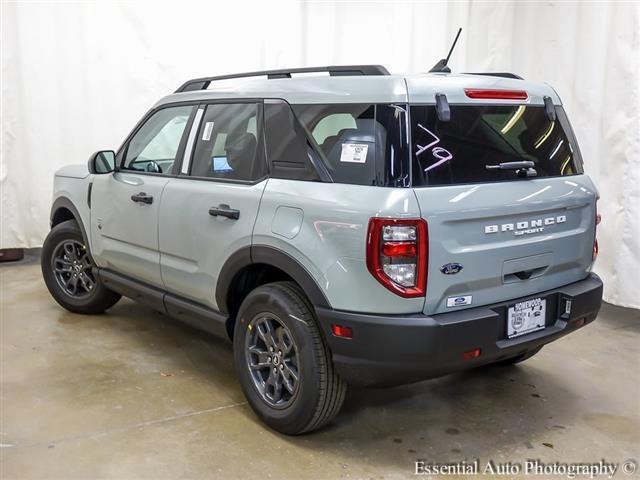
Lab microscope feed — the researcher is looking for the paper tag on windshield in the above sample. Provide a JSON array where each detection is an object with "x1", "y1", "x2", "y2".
[{"x1": 340, "y1": 143, "x2": 368, "y2": 163}]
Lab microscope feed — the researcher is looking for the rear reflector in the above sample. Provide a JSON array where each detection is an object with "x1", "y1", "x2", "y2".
[
  {"x1": 593, "y1": 208, "x2": 600, "y2": 261},
  {"x1": 464, "y1": 88, "x2": 528, "y2": 100},
  {"x1": 331, "y1": 324, "x2": 353, "y2": 339},
  {"x1": 462, "y1": 348, "x2": 481, "y2": 360}
]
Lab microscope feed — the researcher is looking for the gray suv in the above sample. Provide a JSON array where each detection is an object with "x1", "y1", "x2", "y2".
[{"x1": 41, "y1": 65, "x2": 603, "y2": 434}]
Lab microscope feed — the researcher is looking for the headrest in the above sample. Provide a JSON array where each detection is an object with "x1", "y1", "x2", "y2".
[
  {"x1": 226, "y1": 133, "x2": 257, "y2": 169},
  {"x1": 336, "y1": 123, "x2": 376, "y2": 143}
]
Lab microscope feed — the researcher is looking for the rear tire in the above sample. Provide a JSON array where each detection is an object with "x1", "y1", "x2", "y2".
[
  {"x1": 41, "y1": 220, "x2": 121, "y2": 314},
  {"x1": 233, "y1": 281, "x2": 346, "y2": 435}
]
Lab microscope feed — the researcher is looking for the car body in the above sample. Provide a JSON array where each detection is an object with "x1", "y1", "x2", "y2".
[{"x1": 43, "y1": 65, "x2": 603, "y2": 433}]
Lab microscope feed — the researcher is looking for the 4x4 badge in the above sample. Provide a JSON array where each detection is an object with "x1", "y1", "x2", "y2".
[{"x1": 440, "y1": 263, "x2": 463, "y2": 275}]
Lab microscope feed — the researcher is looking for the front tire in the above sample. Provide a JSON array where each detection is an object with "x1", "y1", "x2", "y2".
[
  {"x1": 41, "y1": 220, "x2": 121, "y2": 314},
  {"x1": 234, "y1": 282, "x2": 346, "y2": 435}
]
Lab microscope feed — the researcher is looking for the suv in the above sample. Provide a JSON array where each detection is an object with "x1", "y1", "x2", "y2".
[{"x1": 42, "y1": 65, "x2": 603, "y2": 434}]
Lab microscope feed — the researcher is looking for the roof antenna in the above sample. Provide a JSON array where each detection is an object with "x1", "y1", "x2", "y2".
[{"x1": 429, "y1": 28, "x2": 462, "y2": 73}]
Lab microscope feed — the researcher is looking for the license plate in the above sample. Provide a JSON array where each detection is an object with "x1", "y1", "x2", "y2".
[{"x1": 507, "y1": 297, "x2": 546, "y2": 338}]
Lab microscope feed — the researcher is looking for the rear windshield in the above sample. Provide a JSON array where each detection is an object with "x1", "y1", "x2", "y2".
[
  {"x1": 292, "y1": 104, "x2": 410, "y2": 187},
  {"x1": 410, "y1": 105, "x2": 583, "y2": 186}
]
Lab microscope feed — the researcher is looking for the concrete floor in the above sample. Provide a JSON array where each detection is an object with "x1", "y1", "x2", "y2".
[{"x1": 1, "y1": 253, "x2": 639, "y2": 480}]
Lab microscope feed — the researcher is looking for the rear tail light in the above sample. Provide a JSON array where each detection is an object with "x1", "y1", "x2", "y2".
[
  {"x1": 366, "y1": 218, "x2": 428, "y2": 298},
  {"x1": 464, "y1": 88, "x2": 528, "y2": 100}
]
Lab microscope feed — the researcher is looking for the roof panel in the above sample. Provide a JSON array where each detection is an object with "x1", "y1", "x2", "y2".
[
  {"x1": 156, "y1": 76, "x2": 409, "y2": 107},
  {"x1": 154, "y1": 73, "x2": 560, "y2": 107}
]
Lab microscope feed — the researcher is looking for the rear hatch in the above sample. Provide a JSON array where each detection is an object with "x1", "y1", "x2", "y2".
[{"x1": 409, "y1": 101, "x2": 598, "y2": 315}]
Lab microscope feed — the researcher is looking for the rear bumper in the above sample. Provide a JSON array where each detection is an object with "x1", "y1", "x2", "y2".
[{"x1": 316, "y1": 273, "x2": 603, "y2": 387}]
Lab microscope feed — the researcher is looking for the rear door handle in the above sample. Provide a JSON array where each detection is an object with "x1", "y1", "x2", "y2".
[
  {"x1": 131, "y1": 192, "x2": 153, "y2": 204},
  {"x1": 209, "y1": 204, "x2": 240, "y2": 220}
]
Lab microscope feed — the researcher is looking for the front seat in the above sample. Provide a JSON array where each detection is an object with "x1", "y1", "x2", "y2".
[{"x1": 225, "y1": 132, "x2": 257, "y2": 181}]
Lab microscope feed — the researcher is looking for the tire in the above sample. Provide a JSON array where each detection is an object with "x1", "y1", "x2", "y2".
[
  {"x1": 41, "y1": 220, "x2": 121, "y2": 314},
  {"x1": 495, "y1": 346, "x2": 543, "y2": 366},
  {"x1": 233, "y1": 281, "x2": 346, "y2": 435}
]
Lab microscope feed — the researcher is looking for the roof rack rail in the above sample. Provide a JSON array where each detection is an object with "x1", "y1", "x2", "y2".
[
  {"x1": 463, "y1": 72, "x2": 524, "y2": 80},
  {"x1": 175, "y1": 65, "x2": 390, "y2": 93}
]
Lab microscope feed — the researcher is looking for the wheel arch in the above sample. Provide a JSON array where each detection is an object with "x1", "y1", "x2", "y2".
[
  {"x1": 217, "y1": 245, "x2": 331, "y2": 338},
  {"x1": 50, "y1": 197, "x2": 91, "y2": 254}
]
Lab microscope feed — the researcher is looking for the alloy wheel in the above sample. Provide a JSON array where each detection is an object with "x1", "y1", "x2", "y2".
[
  {"x1": 245, "y1": 314, "x2": 300, "y2": 408},
  {"x1": 51, "y1": 239, "x2": 96, "y2": 298}
]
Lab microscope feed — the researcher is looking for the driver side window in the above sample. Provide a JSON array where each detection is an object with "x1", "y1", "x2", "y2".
[{"x1": 123, "y1": 105, "x2": 194, "y2": 174}]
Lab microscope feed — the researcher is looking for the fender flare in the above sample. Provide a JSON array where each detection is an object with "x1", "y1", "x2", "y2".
[
  {"x1": 50, "y1": 197, "x2": 91, "y2": 252},
  {"x1": 215, "y1": 245, "x2": 331, "y2": 314}
]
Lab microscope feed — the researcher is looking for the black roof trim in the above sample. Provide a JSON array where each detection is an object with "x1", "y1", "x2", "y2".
[
  {"x1": 463, "y1": 72, "x2": 524, "y2": 80},
  {"x1": 175, "y1": 65, "x2": 390, "y2": 93}
]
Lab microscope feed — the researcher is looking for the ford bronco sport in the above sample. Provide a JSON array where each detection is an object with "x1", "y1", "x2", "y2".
[{"x1": 42, "y1": 64, "x2": 603, "y2": 434}]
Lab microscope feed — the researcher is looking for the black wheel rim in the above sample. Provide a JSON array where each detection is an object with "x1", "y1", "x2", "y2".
[
  {"x1": 245, "y1": 314, "x2": 300, "y2": 409},
  {"x1": 51, "y1": 239, "x2": 96, "y2": 299}
]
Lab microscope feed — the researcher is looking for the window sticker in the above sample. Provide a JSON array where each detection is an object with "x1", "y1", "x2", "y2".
[
  {"x1": 202, "y1": 121, "x2": 215, "y2": 141},
  {"x1": 212, "y1": 156, "x2": 232, "y2": 172},
  {"x1": 340, "y1": 143, "x2": 368, "y2": 163}
]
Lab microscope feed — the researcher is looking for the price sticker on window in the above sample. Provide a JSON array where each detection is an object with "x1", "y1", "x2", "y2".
[{"x1": 340, "y1": 143, "x2": 368, "y2": 163}]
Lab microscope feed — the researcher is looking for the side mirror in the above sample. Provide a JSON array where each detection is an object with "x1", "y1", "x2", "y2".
[{"x1": 88, "y1": 150, "x2": 116, "y2": 174}]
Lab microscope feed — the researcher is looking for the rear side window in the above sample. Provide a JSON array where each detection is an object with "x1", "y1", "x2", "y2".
[
  {"x1": 313, "y1": 113, "x2": 356, "y2": 144},
  {"x1": 410, "y1": 105, "x2": 584, "y2": 186},
  {"x1": 292, "y1": 104, "x2": 410, "y2": 187},
  {"x1": 299, "y1": 104, "x2": 377, "y2": 186},
  {"x1": 190, "y1": 103, "x2": 266, "y2": 182},
  {"x1": 263, "y1": 100, "x2": 322, "y2": 182}
]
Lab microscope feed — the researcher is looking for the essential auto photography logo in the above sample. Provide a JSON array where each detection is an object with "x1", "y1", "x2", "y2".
[{"x1": 414, "y1": 458, "x2": 637, "y2": 478}]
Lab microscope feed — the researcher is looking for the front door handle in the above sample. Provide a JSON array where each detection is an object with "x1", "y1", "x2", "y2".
[
  {"x1": 131, "y1": 192, "x2": 153, "y2": 204},
  {"x1": 209, "y1": 204, "x2": 240, "y2": 220}
]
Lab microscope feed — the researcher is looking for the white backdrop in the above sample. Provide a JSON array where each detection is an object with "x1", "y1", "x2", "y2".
[{"x1": 1, "y1": 1, "x2": 639, "y2": 308}]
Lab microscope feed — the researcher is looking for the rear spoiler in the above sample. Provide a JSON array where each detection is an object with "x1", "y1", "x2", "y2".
[{"x1": 463, "y1": 72, "x2": 524, "y2": 80}]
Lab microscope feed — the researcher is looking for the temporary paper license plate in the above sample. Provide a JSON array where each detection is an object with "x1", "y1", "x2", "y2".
[{"x1": 507, "y1": 297, "x2": 546, "y2": 338}]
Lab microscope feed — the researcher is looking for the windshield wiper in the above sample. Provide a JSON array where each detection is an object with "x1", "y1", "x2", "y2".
[
  {"x1": 485, "y1": 161, "x2": 534, "y2": 170},
  {"x1": 486, "y1": 161, "x2": 537, "y2": 177}
]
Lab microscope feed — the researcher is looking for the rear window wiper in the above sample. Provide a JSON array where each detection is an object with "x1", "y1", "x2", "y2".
[{"x1": 485, "y1": 161, "x2": 537, "y2": 177}]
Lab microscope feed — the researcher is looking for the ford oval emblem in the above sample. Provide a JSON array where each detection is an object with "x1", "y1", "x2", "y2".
[{"x1": 440, "y1": 263, "x2": 463, "y2": 275}]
